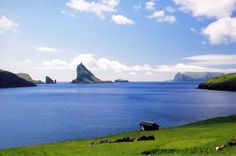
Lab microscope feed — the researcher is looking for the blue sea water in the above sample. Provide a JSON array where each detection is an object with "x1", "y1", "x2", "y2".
[{"x1": 0, "y1": 82, "x2": 236, "y2": 149}]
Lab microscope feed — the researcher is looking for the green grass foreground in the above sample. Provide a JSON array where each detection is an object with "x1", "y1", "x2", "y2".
[{"x1": 1, "y1": 115, "x2": 236, "y2": 156}]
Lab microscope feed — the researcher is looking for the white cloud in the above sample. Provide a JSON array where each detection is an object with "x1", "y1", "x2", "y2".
[
  {"x1": 133, "y1": 4, "x2": 141, "y2": 11},
  {"x1": 185, "y1": 54, "x2": 236, "y2": 66},
  {"x1": 16, "y1": 53, "x2": 236, "y2": 81},
  {"x1": 156, "y1": 63, "x2": 210, "y2": 72},
  {"x1": 190, "y1": 27, "x2": 197, "y2": 33},
  {"x1": 41, "y1": 53, "x2": 235, "y2": 75},
  {"x1": 173, "y1": 0, "x2": 236, "y2": 19},
  {"x1": 111, "y1": 15, "x2": 134, "y2": 25},
  {"x1": 165, "y1": 6, "x2": 176, "y2": 13},
  {"x1": 66, "y1": 0, "x2": 119, "y2": 18},
  {"x1": 145, "y1": 0, "x2": 155, "y2": 11},
  {"x1": 149, "y1": 10, "x2": 176, "y2": 23},
  {"x1": 202, "y1": 17, "x2": 236, "y2": 44},
  {"x1": 0, "y1": 16, "x2": 18, "y2": 32},
  {"x1": 35, "y1": 47, "x2": 61, "y2": 53},
  {"x1": 24, "y1": 59, "x2": 32, "y2": 63},
  {"x1": 42, "y1": 59, "x2": 68, "y2": 69}
]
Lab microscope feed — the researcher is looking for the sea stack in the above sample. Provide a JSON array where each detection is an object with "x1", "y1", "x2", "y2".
[
  {"x1": 0, "y1": 69, "x2": 36, "y2": 88},
  {"x1": 45, "y1": 76, "x2": 56, "y2": 84},
  {"x1": 72, "y1": 63, "x2": 112, "y2": 83}
]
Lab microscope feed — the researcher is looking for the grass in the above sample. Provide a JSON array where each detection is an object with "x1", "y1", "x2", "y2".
[
  {"x1": 198, "y1": 73, "x2": 236, "y2": 91},
  {"x1": 0, "y1": 115, "x2": 236, "y2": 156}
]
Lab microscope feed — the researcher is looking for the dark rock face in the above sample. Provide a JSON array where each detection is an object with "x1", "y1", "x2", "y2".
[
  {"x1": 173, "y1": 72, "x2": 224, "y2": 82},
  {"x1": 114, "y1": 79, "x2": 129, "y2": 83},
  {"x1": 0, "y1": 70, "x2": 36, "y2": 88},
  {"x1": 72, "y1": 63, "x2": 112, "y2": 83},
  {"x1": 45, "y1": 76, "x2": 56, "y2": 84},
  {"x1": 17, "y1": 73, "x2": 43, "y2": 84}
]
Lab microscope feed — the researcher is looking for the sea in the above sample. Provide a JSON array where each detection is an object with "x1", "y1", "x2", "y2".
[{"x1": 0, "y1": 82, "x2": 236, "y2": 149}]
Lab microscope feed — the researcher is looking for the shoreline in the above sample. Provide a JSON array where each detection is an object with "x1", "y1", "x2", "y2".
[{"x1": 1, "y1": 114, "x2": 235, "y2": 152}]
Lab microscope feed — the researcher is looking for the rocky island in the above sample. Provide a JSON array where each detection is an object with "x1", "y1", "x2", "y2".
[
  {"x1": 198, "y1": 73, "x2": 236, "y2": 91},
  {"x1": 45, "y1": 76, "x2": 56, "y2": 84},
  {"x1": 0, "y1": 69, "x2": 36, "y2": 88},
  {"x1": 17, "y1": 73, "x2": 43, "y2": 84},
  {"x1": 114, "y1": 79, "x2": 129, "y2": 83},
  {"x1": 173, "y1": 72, "x2": 224, "y2": 82},
  {"x1": 72, "y1": 63, "x2": 112, "y2": 83}
]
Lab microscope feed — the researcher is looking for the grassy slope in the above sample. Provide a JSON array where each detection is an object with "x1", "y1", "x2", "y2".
[
  {"x1": 1, "y1": 115, "x2": 236, "y2": 156},
  {"x1": 198, "y1": 73, "x2": 236, "y2": 91}
]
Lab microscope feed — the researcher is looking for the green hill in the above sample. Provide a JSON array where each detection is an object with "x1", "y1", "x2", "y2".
[
  {"x1": 1, "y1": 115, "x2": 236, "y2": 156},
  {"x1": 198, "y1": 73, "x2": 236, "y2": 91},
  {"x1": 17, "y1": 73, "x2": 43, "y2": 84}
]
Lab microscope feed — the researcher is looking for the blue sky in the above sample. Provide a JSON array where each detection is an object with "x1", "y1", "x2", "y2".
[{"x1": 0, "y1": 0, "x2": 236, "y2": 81}]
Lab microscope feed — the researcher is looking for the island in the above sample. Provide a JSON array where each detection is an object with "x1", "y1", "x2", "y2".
[
  {"x1": 198, "y1": 73, "x2": 236, "y2": 91},
  {"x1": 17, "y1": 73, "x2": 44, "y2": 84},
  {"x1": 173, "y1": 72, "x2": 224, "y2": 82},
  {"x1": 114, "y1": 79, "x2": 129, "y2": 83},
  {"x1": 45, "y1": 76, "x2": 56, "y2": 84},
  {"x1": 0, "y1": 69, "x2": 36, "y2": 88},
  {"x1": 72, "y1": 63, "x2": 112, "y2": 83}
]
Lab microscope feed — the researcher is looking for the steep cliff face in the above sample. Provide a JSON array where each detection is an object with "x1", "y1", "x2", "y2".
[
  {"x1": 173, "y1": 72, "x2": 224, "y2": 82},
  {"x1": 17, "y1": 73, "x2": 43, "y2": 84},
  {"x1": 45, "y1": 76, "x2": 56, "y2": 84},
  {"x1": 0, "y1": 70, "x2": 36, "y2": 88},
  {"x1": 72, "y1": 63, "x2": 112, "y2": 83}
]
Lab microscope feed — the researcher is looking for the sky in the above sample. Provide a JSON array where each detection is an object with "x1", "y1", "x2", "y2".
[{"x1": 0, "y1": 0, "x2": 236, "y2": 82}]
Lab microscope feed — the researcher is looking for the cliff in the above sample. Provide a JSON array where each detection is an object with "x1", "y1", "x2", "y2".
[
  {"x1": 0, "y1": 69, "x2": 36, "y2": 88},
  {"x1": 45, "y1": 76, "x2": 56, "y2": 84},
  {"x1": 173, "y1": 72, "x2": 224, "y2": 82},
  {"x1": 72, "y1": 63, "x2": 112, "y2": 83},
  {"x1": 198, "y1": 73, "x2": 236, "y2": 91},
  {"x1": 17, "y1": 73, "x2": 43, "y2": 84}
]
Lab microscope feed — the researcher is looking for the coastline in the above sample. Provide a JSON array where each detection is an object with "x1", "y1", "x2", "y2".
[{"x1": 1, "y1": 114, "x2": 236, "y2": 155}]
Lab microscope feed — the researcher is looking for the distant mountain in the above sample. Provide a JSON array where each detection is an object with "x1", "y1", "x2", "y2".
[
  {"x1": 17, "y1": 73, "x2": 43, "y2": 84},
  {"x1": 173, "y1": 72, "x2": 224, "y2": 82},
  {"x1": 198, "y1": 73, "x2": 236, "y2": 91},
  {"x1": 114, "y1": 79, "x2": 129, "y2": 83},
  {"x1": 45, "y1": 76, "x2": 56, "y2": 84},
  {"x1": 0, "y1": 69, "x2": 36, "y2": 88},
  {"x1": 72, "y1": 63, "x2": 112, "y2": 83}
]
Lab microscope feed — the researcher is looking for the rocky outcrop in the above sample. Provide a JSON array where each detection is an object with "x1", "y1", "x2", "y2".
[
  {"x1": 72, "y1": 63, "x2": 112, "y2": 83},
  {"x1": 198, "y1": 73, "x2": 236, "y2": 91},
  {"x1": 114, "y1": 79, "x2": 129, "y2": 83},
  {"x1": 173, "y1": 72, "x2": 224, "y2": 82},
  {"x1": 45, "y1": 76, "x2": 56, "y2": 84},
  {"x1": 17, "y1": 73, "x2": 43, "y2": 84},
  {"x1": 0, "y1": 69, "x2": 36, "y2": 88}
]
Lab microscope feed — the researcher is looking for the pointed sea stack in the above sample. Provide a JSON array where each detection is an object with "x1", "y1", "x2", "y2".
[
  {"x1": 72, "y1": 63, "x2": 112, "y2": 83},
  {"x1": 45, "y1": 76, "x2": 56, "y2": 84},
  {"x1": 0, "y1": 69, "x2": 36, "y2": 88}
]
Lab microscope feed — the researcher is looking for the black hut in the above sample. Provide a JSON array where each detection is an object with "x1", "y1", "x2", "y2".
[{"x1": 139, "y1": 121, "x2": 159, "y2": 131}]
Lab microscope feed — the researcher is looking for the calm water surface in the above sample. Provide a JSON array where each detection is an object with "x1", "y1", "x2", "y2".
[{"x1": 0, "y1": 82, "x2": 236, "y2": 149}]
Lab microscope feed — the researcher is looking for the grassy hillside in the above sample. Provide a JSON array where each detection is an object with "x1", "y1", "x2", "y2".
[
  {"x1": 198, "y1": 73, "x2": 236, "y2": 91},
  {"x1": 17, "y1": 73, "x2": 43, "y2": 84},
  {"x1": 1, "y1": 115, "x2": 236, "y2": 156}
]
